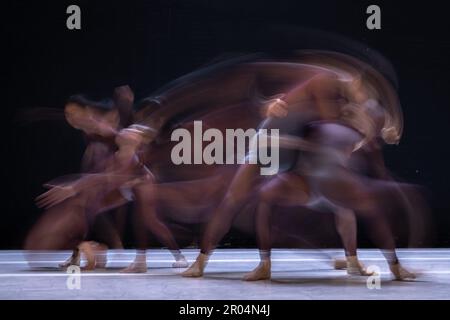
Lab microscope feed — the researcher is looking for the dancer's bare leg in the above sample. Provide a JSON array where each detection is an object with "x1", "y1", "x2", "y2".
[
  {"x1": 123, "y1": 180, "x2": 187, "y2": 273},
  {"x1": 317, "y1": 167, "x2": 415, "y2": 280},
  {"x1": 364, "y1": 215, "x2": 415, "y2": 280},
  {"x1": 57, "y1": 189, "x2": 128, "y2": 269},
  {"x1": 182, "y1": 164, "x2": 260, "y2": 277},
  {"x1": 333, "y1": 208, "x2": 372, "y2": 276},
  {"x1": 25, "y1": 193, "x2": 90, "y2": 268},
  {"x1": 65, "y1": 190, "x2": 127, "y2": 271},
  {"x1": 243, "y1": 201, "x2": 272, "y2": 281},
  {"x1": 120, "y1": 209, "x2": 149, "y2": 273},
  {"x1": 38, "y1": 187, "x2": 127, "y2": 271},
  {"x1": 244, "y1": 173, "x2": 309, "y2": 281},
  {"x1": 244, "y1": 173, "x2": 372, "y2": 280}
]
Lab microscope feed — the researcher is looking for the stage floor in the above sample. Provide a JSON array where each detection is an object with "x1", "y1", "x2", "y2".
[{"x1": 0, "y1": 249, "x2": 449, "y2": 300}]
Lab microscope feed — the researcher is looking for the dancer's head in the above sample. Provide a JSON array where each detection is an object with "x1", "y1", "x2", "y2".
[
  {"x1": 296, "y1": 50, "x2": 403, "y2": 144},
  {"x1": 64, "y1": 95, "x2": 119, "y2": 137}
]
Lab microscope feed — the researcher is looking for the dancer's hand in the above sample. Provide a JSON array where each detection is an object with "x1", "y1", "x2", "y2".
[
  {"x1": 381, "y1": 126, "x2": 400, "y2": 145},
  {"x1": 36, "y1": 185, "x2": 77, "y2": 208},
  {"x1": 266, "y1": 97, "x2": 288, "y2": 118}
]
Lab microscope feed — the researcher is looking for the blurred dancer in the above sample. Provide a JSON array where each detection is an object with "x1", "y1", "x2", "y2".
[
  {"x1": 245, "y1": 99, "x2": 415, "y2": 281},
  {"x1": 27, "y1": 90, "x2": 188, "y2": 271},
  {"x1": 182, "y1": 59, "x2": 413, "y2": 280},
  {"x1": 25, "y1": 89, "x2": 128, "y2": 267},
  {"x1": 182, "y1": 67, "x2": 350, "y2": 277}
]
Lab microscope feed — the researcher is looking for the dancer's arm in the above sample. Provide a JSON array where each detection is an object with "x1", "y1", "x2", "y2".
[
  {"x1": 266, "y1": 73, "x2": 342, "y2": 119},
  {"x1": 36, "y1": 130, "x2": 145, "y2": 208}
]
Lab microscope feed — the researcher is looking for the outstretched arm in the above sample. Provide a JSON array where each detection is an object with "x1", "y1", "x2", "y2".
[{"x1": 36, "y1": 130, "x2": 146, "y2": 208}]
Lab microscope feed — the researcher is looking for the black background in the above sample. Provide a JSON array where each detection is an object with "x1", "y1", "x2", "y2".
[{"x1": 3, "y1": 0, "x2": 450, "y2": 248}]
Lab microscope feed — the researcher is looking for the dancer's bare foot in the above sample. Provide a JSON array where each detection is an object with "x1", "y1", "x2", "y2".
[
  {"x1": 172, "y1": 255, "x2": 189, "y2": 268},
  {"x1": 78, "y1": 241, "x2": 108, "y2": 271},
  {"x1": 121, "y1": 250, "x2": 147, "y2": 273},
  {"x1": 333, "y1": 257, "x2": 347, "y2": 270},
  {"x1": 346, "y1": 256, "x2": 374, "y2": 276},
  {"x1": 120, "y1": 261, "x2": 148, "y2": 273},
  {"x1": 243, "y1": 260, "x2": 271, "y2": 281},
  {"x1": 389, "y1": 263, "x2": 416, "y2": 281},
  {"x1": 181, "y1": 253, "x2": 208, "y2": 277}
]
